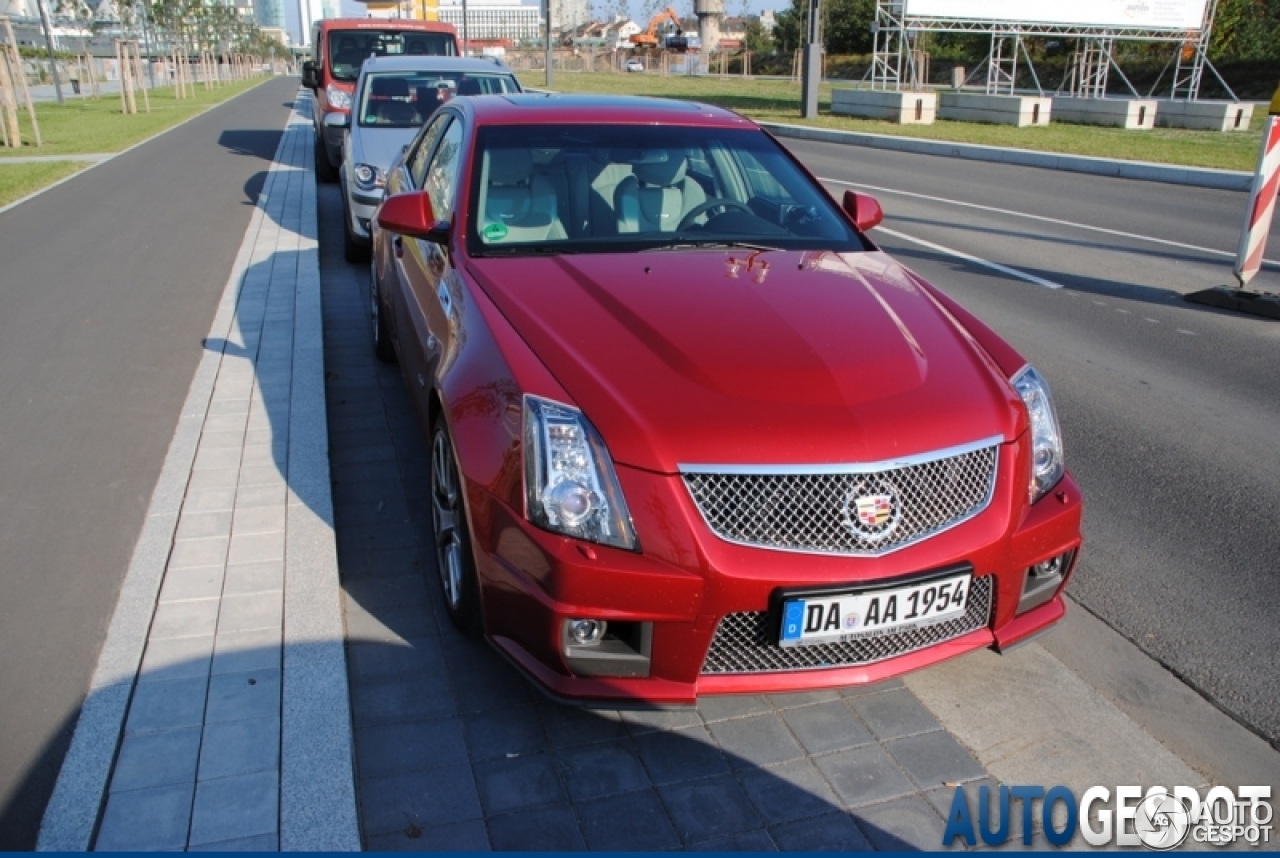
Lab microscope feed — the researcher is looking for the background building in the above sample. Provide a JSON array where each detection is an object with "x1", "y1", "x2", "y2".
[
  {"x1": 256, "y1": 0, "x2": 288, "y2": 32},
  {"x1": 437, "y1": 0, "x2": 542, "y2": 44}
]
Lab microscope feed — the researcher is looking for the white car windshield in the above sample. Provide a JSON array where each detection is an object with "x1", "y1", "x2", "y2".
[{"x1": 358, "y1": 72, "x2": 519, "y2": 128}]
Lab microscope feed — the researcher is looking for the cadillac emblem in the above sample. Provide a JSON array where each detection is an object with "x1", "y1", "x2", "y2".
[{"x1": 841, "y1": 479, "x2": 902, "y2": 543}]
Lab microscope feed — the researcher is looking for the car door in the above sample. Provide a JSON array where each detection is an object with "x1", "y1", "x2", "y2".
[{"x1": 398, "y1": 112, "x2": 465, "y2": 422}]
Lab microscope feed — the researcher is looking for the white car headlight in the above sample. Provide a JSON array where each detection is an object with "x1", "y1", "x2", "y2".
[
  {"x1": 326, "y1": 85, "x2": 352, "y2": 110},
  {"x1": 1012, "y1": 365, "x2": 1064, "y2": 503},
  {"x1": 524, "y1": 395, "x2": 638, "y2": 550},
  {"x1": 353, "y1": 163, "x2": 385, "y2": 191}
]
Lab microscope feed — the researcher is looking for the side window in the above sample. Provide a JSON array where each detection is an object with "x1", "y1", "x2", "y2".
[
  {"x1": 423, "y1": 120, "x2": 464, "y2": 222},
  {"x1": 408, "y1": 113, "x2": 451, "y2": 187}
]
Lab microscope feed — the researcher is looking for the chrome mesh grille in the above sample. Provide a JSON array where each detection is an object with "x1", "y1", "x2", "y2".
[
  {"x1": 701, "y1": 576, "x2": 993, "y2": 674},
  {"x1": 683, "y1": 444, "x2": 998, "y2": 556}
]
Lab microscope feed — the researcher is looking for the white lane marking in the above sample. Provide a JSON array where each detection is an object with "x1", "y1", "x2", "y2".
[
  {"x1": 875, "y1": 225, "x2": 1065, "y2": 289},
  {"x1": 1177, "y1": 329, "x2": 1197, "y2": 335},
  {"x1": 823, "y1": 177, "x2": 1280, "y2": 268},
  {"x1": 1145, "y1": 317, "x2": 1160, "y2": 323}
]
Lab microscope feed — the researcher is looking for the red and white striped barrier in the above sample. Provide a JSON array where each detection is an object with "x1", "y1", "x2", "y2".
[{"x1": 1233, "y1": 89, "x2": 1280, "y2": 287}]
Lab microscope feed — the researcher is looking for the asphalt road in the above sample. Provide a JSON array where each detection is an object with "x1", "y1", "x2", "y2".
[
  {"x1": 0, "y1": 76, "x2": 295, "y2": 850},
  {"x1": 783, "y1": 138, "x2": 1280, "y2": 748}
]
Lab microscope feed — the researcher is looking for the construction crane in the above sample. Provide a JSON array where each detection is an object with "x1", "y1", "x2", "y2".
[{"x1": 631, "y1": 7, "x2": 688, "y2": 52}]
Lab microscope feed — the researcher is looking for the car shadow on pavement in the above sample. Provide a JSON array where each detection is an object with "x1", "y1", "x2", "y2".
[{"x1": 219, "y1": 129, "x2": 295, "y2": 163}]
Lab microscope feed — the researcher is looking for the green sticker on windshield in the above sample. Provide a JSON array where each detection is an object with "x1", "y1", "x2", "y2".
[{"x1": 483, "y1": 222, "x2": 509, "y2": 242}]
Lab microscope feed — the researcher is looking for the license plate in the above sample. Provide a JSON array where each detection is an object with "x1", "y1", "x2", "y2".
[{"x1": 778, "y1": 572, "x2": 973, "y2": 648}]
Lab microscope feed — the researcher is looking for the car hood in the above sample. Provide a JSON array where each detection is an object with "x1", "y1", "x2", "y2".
[
  {"x1": 350, "y1": 125, "x2": 420, "y2": 173},
  {"x1": 467, "y1": 249, "x2": 1026, "y2": 472}
]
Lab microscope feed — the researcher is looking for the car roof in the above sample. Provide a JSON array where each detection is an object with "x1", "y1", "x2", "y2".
[
  {"x1": 462, "y1": 93, "x2": 756, "y2": 129},
  {"x1": 359, "y1": 55, "x2": 514, "y2": 74}
]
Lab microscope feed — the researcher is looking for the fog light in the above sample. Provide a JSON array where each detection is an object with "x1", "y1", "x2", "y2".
[
  {"x1": 1031, "y1": 555, "x2": 1064, "y2": 578},
  {"x1": 568, "y1": 618, "x2": 606, "y2": 645},
  {"x1": 1017, "y1": 550, "x2": 1074, "y2": 615}
]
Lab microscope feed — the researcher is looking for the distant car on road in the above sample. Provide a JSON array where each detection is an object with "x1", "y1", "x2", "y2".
[
  {"x1": 335, "y1": 55, "x2": 521, "y2": 261},
  {"x1": 368, "y1": 93, "x2": 1082, "y2": 706},
  {"x1": 625, "y1": 59, "x2": 644, "y2": 72}
]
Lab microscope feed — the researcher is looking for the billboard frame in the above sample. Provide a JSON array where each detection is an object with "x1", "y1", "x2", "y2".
[{"x1": 868, "y1": 0, "x2": 1236, "y2": 102}]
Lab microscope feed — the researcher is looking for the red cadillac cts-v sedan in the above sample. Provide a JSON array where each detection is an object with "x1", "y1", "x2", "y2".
[{"x1": 368, "y1": 93, "x2": 1082, "y2": 706}]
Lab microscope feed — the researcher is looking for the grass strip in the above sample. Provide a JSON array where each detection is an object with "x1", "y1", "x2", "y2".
[
  {"x1": 0, "y1": 76, "x2": 272, "y2": 159},
  {"x1": 517, "y1": 72, "x2": 1267, "y2": 173},
  {"x1": 0, "y1": 160, "x2": 88, "y2": 207}
]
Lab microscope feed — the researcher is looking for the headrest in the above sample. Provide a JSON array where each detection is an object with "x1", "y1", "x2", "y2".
[
  {"x1": 456, "y1": 77, "x2": 482, "y2": 96},
  {"x1": 489, "y1": 149, "x2": 533, "y2": 186},
  {"x1": 633, "y1": 150, "x2": 687, "y2": 187},
  {"x1": 371, "y1": 76, "x2": 409, "y2": 98}
]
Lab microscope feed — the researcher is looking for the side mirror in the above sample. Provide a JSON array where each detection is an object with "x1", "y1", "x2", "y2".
[
  {"x1": 301, "y1": 60, "x2": 318, "y2": 90},
  {"x1": 842, "y1": 190, "x2": 884, "y2": 232},
  {"x1": 323, "y1": 111, "x2": 349, "y2": 129},
  {"x1": 376, "y1": 191, "x2": 449, "y2": 245}
]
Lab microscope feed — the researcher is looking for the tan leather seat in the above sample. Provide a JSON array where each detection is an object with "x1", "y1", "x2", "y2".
[
  {"x1": 614, "y1": 150, "x2": 706, "y2": 233},
  {"x1": 480, "y1": 150, "x2": 567, "y2": 243}
]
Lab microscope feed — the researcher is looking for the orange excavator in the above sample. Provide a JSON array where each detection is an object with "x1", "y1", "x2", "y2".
[{"x1": 631, "y1": 7, "x2": 688, "y2": 52}]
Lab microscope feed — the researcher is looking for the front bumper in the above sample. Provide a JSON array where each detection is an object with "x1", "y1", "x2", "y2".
[{"x1": 467, "y1": 450, "x2": 1082, "y2": 706}]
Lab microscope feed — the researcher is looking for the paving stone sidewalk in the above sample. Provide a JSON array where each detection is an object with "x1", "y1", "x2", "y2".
[{"x1": 38, "y1": 92, "x2": 358, "y2": 852}]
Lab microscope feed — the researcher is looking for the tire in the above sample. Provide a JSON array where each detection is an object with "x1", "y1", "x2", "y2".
[
  {"x1": 313, "y1": 132, "x2": 337, "y2": 183},
  {"x1": 343, "y1": 193, "x2": 370, "y2": 263},
  {"x1": 431, "y1": 415, "x2": 483, "y2": 636},
  {"x1": 370, "y1": 258, "x2": 396, "y2": 364}
]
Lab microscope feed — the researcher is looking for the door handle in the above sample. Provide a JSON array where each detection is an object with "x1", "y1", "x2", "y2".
[{"x1": 393, "y1": 236, "x2": 404, "y2": 258}]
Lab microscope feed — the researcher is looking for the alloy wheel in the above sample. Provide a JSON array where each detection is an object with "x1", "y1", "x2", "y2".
[{"x1": 431, "y1": 427, "x2": 464, "y2": 610}]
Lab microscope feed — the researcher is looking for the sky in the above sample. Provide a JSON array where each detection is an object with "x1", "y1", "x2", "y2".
[{"x1": 282, "y1": 0, "x2": 783, "y2": 46}]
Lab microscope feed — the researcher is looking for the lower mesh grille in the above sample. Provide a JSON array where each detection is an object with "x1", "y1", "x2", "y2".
[{"x1": 701, "y1": 576, "x2": 993, "y2": 674}]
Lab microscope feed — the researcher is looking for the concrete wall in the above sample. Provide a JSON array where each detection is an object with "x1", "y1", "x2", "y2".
[
  {"x1": 1053, "y1": 97, "x2": 1158, "y2": 130},
  {"x1": 1156, "y1": 100, "x2": 1255, "y2": 132},
  {"x1": 831, "y1": 89, "x2": 936, "y2": 125},
  {"x1": 938, "y1": 92, "x2": 1051, "y2": 127}
]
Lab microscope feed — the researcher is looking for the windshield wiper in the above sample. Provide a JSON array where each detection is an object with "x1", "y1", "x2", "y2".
[
  {"x1": 640, "y1": 239, "x2": 783, "y2": 253},
  {"x1": 474, "y1": 245, "x2": 578, "y2": 257}
]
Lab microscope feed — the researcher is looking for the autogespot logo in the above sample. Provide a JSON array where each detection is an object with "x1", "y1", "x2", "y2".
[{"x1": 942, "y1": 784, "x2": 1273, "y2": 849}]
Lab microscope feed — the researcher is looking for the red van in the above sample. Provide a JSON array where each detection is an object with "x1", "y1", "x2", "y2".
[{"x1": 302, "y1": 18, "x2": 460, "y2": 182}]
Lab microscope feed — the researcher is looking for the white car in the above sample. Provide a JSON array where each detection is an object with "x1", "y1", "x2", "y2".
[
  {"x1": 333, "y1": 54, "x2": 521, "y2": 262},
  {"x1": 625, "y1": 59, "x2": 645, "y2": 72}
]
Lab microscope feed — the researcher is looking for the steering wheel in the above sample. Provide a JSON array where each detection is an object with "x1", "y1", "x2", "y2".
[{"x1": 677, "y1": 198, "x2": 756, "y2": 231}]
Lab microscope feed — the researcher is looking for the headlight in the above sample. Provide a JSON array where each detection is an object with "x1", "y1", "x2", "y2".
[
  {"x1": 524, "y1": 395, "x2": 638, "y2": 551},
  {"x1": 353, "y1": 163, "x2": 385, "y2": 191},
  {"x1": 325, "y1": 86, "x2": 352, "y2": 110},
  {"x1": 1012, "y1": 365, "x2": 1064, "y2": 503}
]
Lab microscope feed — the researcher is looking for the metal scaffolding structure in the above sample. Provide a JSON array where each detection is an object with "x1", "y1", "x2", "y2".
[{"x1": 869, "y1": 0, "x2": 1236, "y2": 101}]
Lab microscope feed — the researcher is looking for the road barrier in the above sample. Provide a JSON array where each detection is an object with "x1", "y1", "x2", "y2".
[{"x1": 1184, "y1": 84, "x2": 1280, "y2": 320}]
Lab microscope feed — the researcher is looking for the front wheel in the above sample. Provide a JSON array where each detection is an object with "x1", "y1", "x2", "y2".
[{"x1": 431, "y1": 415, "x2": 482, "y2": 636}]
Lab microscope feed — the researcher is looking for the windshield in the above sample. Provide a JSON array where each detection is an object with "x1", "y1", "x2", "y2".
[
  {"x1": 467, "y1": 125, "x2": 870, "y2": 257},
  {"x1": 359, "y1": 71, "x2": 519, "y2": 128},
  {"x1": 328, "y1": 30, "x2": 457, "y2": 81}
]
